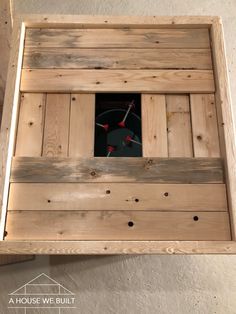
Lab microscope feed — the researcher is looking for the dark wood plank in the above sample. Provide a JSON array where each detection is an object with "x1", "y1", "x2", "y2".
[
  {"x1": 23, "y1": 48, "x2": 213, "y2": 70},
  {"x1": 5, "y1": 210, "x2": 231, "y2": 241},
  {"x1": 20, "y1": 69, "x2": 215, "y2": 93},
  {"x1": 10, "y1": 157, "x2": 224, "y2": 183},
  {"x1": 25, "y1": 28, "x2": 210, "y2": 49}
]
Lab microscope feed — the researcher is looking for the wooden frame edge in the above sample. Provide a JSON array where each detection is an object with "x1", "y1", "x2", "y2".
[
  {"x1": 210, "y1": 18, "x2": 236, "y2": 239},
  {"x1": 17, "y1": 14, "x2": 218, "y2": 28},
  {"x1": 0, "y1": 241, "x2": 236, "y2": 255},
  {"x1": 0, "y1": 19, "x2": 25, "y2": 240}
]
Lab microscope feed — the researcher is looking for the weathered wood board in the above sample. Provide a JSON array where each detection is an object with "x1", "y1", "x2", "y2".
[{"x1": 0, "y1": 15, "x2": 235, "y2": 254}]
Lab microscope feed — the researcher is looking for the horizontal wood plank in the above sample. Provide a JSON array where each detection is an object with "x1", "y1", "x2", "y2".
[
  {"x1": 8, "y1": 183, "x2": 228, "y2": 211},
  {"x1": 20, "y1": 69, "x2": 215, "y2": 93},
  {"x1": 23, "y1": 48, "x2": 213, "y2": 70},
  {"x1": 10, "y1": 157, "x2": 224, "y2": 183},
  {"x1": 5, "y1": 210, "x2": 231, "y2": 240},
  {"x1": 25, "y1": 28, "x2": 210, "y2": 48},
  {"x1": 1, "y1": 240, "x2": 236, "y2": 255}
]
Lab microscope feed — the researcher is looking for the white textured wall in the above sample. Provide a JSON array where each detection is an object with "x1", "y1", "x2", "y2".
[{"x1": 0, "y1": 1, "x2": 235, "y2": 313}]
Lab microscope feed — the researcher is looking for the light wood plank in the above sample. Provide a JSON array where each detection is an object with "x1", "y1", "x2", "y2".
[
  {"x1": 69, "y1": 94, "x2": 95, "y2": 157},
  {"x1": 0, "y1": 0, "x2": 34, "y2": 265},
  {"x1": 166, "y1": 95, "x2": 193, "y2": 157},
  {"x1": 8, "y1": 183, "x2": 228, "y2": 212},
  {"x1": 0, "y1": 19, "x2": 25, "y2": 240},
  {"x1": 10, "y1": 157, "x2": 224, "y2": 184},
  {"x1": 25, "y1": 28, "x2": 210, "y2": 48},
  {"x1": 20, "y1": 69, "x2": 215, "y2": 93},
  {"x1": 23, "y1": 48, "x2": 213, "y2": 70},
  {"x1": 190, "y1": 94, "x2": 220, "y2": 157},
  {"x1": 142, "y1": 94, "x2": 168, "y2": 157},
  {"x1": 2, "y1": 239, "x2": 236, "y2": 255},
  {"x1": 5, "y1": 210, "x2": 231, "y2": 240},
  {"x1": 15, "y1": 93, "x2": 45, "y2": 156},
  {"x1": 211, "y1": 20, "x2": 236, "y2": 239},
  {"x1": 21, "y1": 15, "x2": 218, "y2": 29},
  {"x1": 2, "y1": 240, "x2": 236, "y2": 255},
  {"x1": 42, "y1": 94, "x2": 70, "y2": 157}
]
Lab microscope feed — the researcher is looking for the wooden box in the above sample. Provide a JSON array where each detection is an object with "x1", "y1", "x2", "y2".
[{"x1": 0, "y1": 15, "x2": 236, "y2": 255}]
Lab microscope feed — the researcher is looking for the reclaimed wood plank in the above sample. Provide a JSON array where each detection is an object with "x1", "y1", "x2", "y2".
[
  {"x1": 166, "y1": 95, "x2": 193, "y2": 157},
  {"x1": 15, "y1": 93, "x2": 45, "y2": 156},
  {"x1": 20, "y1": 69, "x2": 215, "y2": 93},
  {"x1": 69, "y1": 94, "x2": 95, "y2": 157},
  {"x1": 5, "y1": 210, "x2": 231, "y2": 240},
  {"x1": 10, "y1": 157, "x2": 224, "y2": 184},
  {"x1": 42, "y1": 94, "x2": 70, "y2": 157},
  {"x1": 190, "y1": 94, "x2": 220, "y2": 157},
  {"x1": 8, "y1": 183, "x2": 228, "y2": 212},
  {"x1": 142, "y1": 94, "x2": 168, "y2": 157},
  {"x1": 23, "y1": 48, "x2": 213, "y2": 70},
  {"x1": 25, "y1": 28, "x2": 210, "y2": 49}
]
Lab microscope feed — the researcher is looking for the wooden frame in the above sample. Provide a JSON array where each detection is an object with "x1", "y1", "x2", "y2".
[{"x1": 0, "y1": 15, "x2": 235, "y2": 254}]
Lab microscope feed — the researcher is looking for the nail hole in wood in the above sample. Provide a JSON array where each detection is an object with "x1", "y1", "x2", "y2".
[
  {"x1": 4, "y1": 231, "x2": 8, "y2": 237},
  {"x1": 106, "y1": 190, "x2": 111, "y2": 194},
  {"x1": 197, "y1": 135, "x2": 202, "y2": 140},
  {"x1": 72, "y1": 97, "x2": 76, "y2": 101},
  {"x1": 193, "y1": 216, "x2": 199, "y2": 221},
  {"x1": 47, "y1": 199, "x2": 51, "y2": 203},
  {"x1": 164, "y1": 192, "x2": 169, "y2": 197},
  {"x1": 128, "y1": 221, "x2": 134, "y2": 227},
  {"x1": 90, "y1": 171, "x2": 96, "y2": 177},
  {"x1": 135, "y1": 198, "x2": 139, "y2": 202}
]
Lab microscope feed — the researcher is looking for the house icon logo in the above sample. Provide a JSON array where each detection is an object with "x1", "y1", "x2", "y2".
[{"x1": 8, "y1": 273, "x2": 76, "y2": 313}]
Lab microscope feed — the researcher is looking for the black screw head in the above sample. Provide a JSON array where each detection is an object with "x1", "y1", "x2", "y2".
[{"x1": 128, "y1": 221, "x2": 134, "y2": 227}]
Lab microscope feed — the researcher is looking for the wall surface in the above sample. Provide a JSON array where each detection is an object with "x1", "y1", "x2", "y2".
[{"x1": 0, "y1": 1, "x2": 236, "y2": 313}]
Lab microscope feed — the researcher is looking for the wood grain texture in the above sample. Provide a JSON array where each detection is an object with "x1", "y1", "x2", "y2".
[
  {"x1": 23, "y1": 48, "x2": 213, "y2": 70},
  {"x1": 1, "y1": 240, "x2": 236, "y2": 255},
  {"x1": 166, "y1": 95, "x2": 193, "y2": 157},
  {"x1": 191, "y1": 94, "x2": 220, "y2": 157},
  {"x1": 10, "y1": 157, "x2": 224, "y2": 184},
  {"x1": 25, "y1": 28, "x2": 210, "y2": 48},
  {"x1": 5, "y1": 210, "x2": 231, "y2": 241},
  {"x1": 20, "y1": 69, "x2": 215, "y2": 93},
  {"x1": 142, "y1": 94, "x2": 168, "y2": 157},
  {"x1": 42, "y1": 94, "x2": 70, "y2": 157},
  {"x1": 69, "y1": 94, "x2": 95, "y2": 157},
  {"x1": 15, "y1": 93, "x2": 45, "y2": 156},
  {"x1": 0, "y1": 1, "x2": 34, "y2": 265},
  {"x1": 211, "y1": 20, "x2": 236, "y2": 238},
  {"x1": 21, "y1": 15, "x2": 218, "y2": 29},
  {"x1": 8, "y1": 183, "x2": 228, "y2": 212}
]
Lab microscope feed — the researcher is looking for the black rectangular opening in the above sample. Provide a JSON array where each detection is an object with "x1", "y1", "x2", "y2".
[{"x1": 94, "y1": 93, "x2": 142, "y2": 157}]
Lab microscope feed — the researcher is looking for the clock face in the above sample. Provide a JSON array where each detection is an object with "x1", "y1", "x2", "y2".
[{"x1": 95, "y1": 108, "x2": 142, "y2": 157}]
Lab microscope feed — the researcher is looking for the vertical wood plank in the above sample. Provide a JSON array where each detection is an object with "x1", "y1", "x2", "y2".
[
  {"x1": 42, "y1": 94, "x2": 70, "y2": 157},
  {"x1": 15, "y1": 93, "x2": 45, "y2": 156},
  {"x1": 190, "y1": 94, "x2": 220, "y2": 157},
  {"x1": 141, "y1": 94, "x2": 168, "y2": 157},
  {"x1": 0, "y1": 2, "x2": 34, "y2": 264},
  {"x1": 166, "y1": 95, "x2": 193, "y2": 157},
  {"x1": 69, "y1": 94, "x2": 95, "y2": 157}
]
